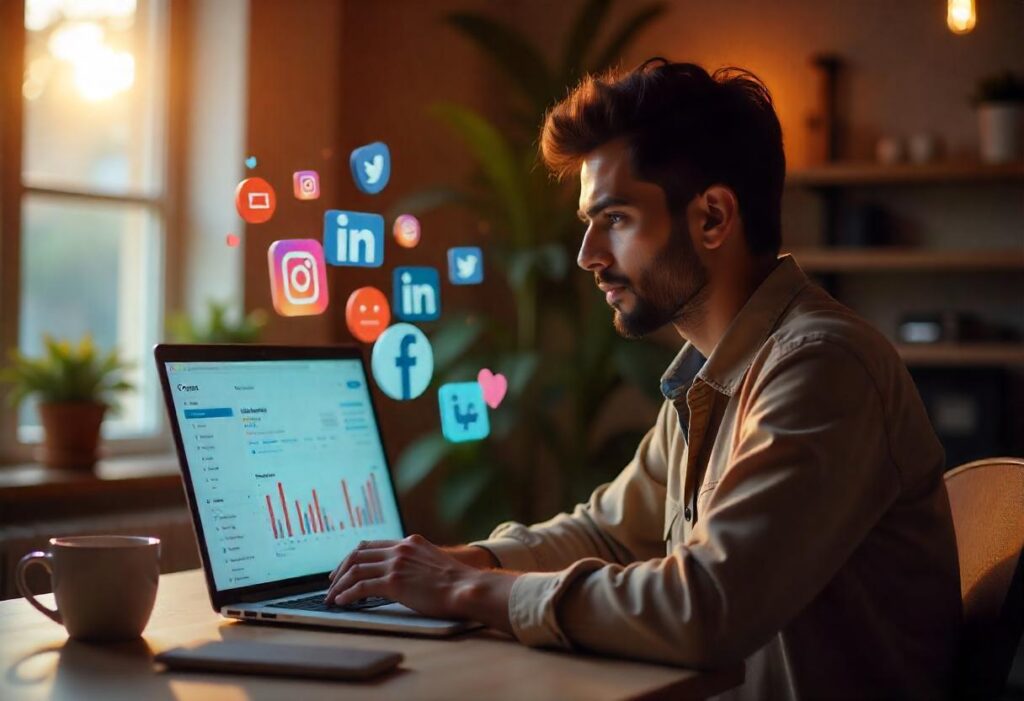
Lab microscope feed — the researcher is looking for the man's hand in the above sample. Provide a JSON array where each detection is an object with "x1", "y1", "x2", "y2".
[{"x1": 325, "y1": 535, "x2": 516, "y2": 634}]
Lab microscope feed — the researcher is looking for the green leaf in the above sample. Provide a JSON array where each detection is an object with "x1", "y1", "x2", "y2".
[
  {"x1": 429, "y1": 315, "x2": 485, "y2": 369},
  {"x1": 384, "y1": 185, "x2": 476, "y2": 223},
  {"x1": 589, "y1": 3, "x2": 667, "y2": 73},
  {"x1": 445, "y1": 12, "x2": 554, "y2": 109},
  {"x1": 0, "y1": 334, "x2": 133, "y2": 407},
  {"x1": 394, "y1": 433, "x2": 454, "y2": 492},
  {"x1": 561, "y1": 0, "x2": 613, "y2": 82},
  {"x1": 430, "y1": 102, "x2": 532, "y2": 245},
  {"x1": 612, "y1": 338, "x2": 678, "y2": 403},
  {"x1": 438, "y1": 460, "x2": 493, "y2": 525},
  {"x1": 497, "y1": 351, "x2": 539, "y2": 397}
]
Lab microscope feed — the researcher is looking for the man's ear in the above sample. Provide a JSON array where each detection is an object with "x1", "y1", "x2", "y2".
[{"x1": 698, "y1": 186, "x2": 738, "y2": 250}]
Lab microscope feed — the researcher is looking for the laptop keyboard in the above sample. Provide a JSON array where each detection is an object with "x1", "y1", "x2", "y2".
[{"x1": 269, "y1": 593, "x2": 394, "y2": 613}]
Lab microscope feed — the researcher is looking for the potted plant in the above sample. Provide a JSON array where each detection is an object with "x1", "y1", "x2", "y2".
[
  {"x1": 0, "y1": 335, "x2": 133, "y2": 471},
  {"x1": 389, "y1": 0, "x2": 672, "y2": 538},
  {"x1": 973, "y1": 70, "x2": 1024, "y2": 164},
  {"x1": 167, "y1": 300, "x2": 267, "y2": 344}
]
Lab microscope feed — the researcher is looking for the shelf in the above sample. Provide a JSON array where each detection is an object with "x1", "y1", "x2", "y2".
[
  {"x1": 788, "y1": 247, "x2": 1024, "y2": 273},
  {"x1": 896, "y1": 343, "x2": 1024, "y2": 367},
  {"x1": 787, "y1": 161, "x2": 1024, "y2": 187}
]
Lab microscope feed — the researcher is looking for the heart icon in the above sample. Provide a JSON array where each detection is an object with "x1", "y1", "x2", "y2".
[
  {"x1": 226, "y1": 233, "x2": 240, "y2": 247},
  {"x1": 477, "y1": 369, "x2": 507, "y2": 409},
  {"x1": 244, "y1": 155, "x2": 257, "y2": 169}
]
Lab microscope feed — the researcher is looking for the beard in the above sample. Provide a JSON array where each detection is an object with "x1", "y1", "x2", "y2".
[{"x1": 600, "y1": 223, "x2": 709, "y2": 339}]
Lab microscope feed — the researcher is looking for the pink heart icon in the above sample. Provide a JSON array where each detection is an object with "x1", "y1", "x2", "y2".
[{"x1": 477, "y1": 369, "x2": 507, "y2": 409}]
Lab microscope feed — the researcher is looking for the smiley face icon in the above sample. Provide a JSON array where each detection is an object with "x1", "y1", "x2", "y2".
[{"x1": 345, "y1": 287, "x2": 391, "y2": 343}]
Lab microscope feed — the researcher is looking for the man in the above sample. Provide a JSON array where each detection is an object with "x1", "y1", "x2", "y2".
[{"x1": 325, "y1": 59, "x2": 962, "y2": 699}]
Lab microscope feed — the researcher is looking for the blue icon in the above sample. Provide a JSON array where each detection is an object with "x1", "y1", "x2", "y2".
[
  {"x1": 324, "y1": 210, "x2": 384, "y2": 267},
  {"x1": 371, "y1": 323, "x2": 433, "y2": 400},
  {"x1": 350, "y1": 141, "x2": 391, "y2": 195},
  {"x1": 438, "y1": 383, "x2": 490, "y2": 443},
  {"x1": 447, "y1": 247, "x2": 484, "y2": 285},
  {"x1": 393, "y1": 267, "x2": 441, "y2": 322}
]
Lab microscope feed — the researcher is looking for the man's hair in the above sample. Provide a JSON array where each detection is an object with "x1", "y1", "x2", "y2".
[{"x1": 540, "y1": 58, "x2": 785, "y2": 257}]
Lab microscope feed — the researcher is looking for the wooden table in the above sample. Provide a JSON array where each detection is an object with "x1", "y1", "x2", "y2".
[{"x1": 0, "y1": 569, "x2": 742, "y2": 700}]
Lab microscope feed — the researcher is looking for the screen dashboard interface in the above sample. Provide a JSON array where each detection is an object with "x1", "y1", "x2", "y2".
[{"x1": 165, "y1": 359, "x2": 403, "y2": 592}]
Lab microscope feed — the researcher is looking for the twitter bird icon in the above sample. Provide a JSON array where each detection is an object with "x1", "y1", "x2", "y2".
[
  {"x1": 447, "y1": 247, "x2": 484, "y2": 285},
  {"x1": 350, "y1": 142, "x2": 391, "y2": 194}
]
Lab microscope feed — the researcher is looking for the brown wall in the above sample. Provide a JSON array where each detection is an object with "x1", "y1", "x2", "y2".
[{"x1": 240, "y1": 0, "x2": 1024, "y2": 534}]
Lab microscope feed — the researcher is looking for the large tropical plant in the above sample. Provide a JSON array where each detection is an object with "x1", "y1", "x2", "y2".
[{"x1": 391, "y1": 0, "x2": 672, "y2": 539}]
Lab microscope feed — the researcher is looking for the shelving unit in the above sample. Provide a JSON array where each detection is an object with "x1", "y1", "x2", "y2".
[
  {"x1": 785, "y1": 160, "x2": 1024, "y2": 369},
  {"x1": 788, "y1": 247, "x2": 1024, "y2": 273},
  {"x1": 785, "y1": 151, "x2": 1024, "y2": 463},
  {"x1": 895, "y1": 343, "x2": 1024, "y2": 367},
  {"x1": 787, "y1": 161, "x2": 1024, "y2": 187}
]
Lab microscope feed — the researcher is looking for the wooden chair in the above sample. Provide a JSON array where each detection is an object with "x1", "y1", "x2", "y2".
[{"x1": 944, "y1": 457, "x2": 1024, "y2": 699}]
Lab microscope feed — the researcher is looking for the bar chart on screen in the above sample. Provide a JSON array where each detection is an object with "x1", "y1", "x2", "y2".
[
  {"x1": 264, "y1": 482, "x2": 343, "y2": 539},
  {"x1": 263, "y1": 472, "x2": 389, "y2": 543}
]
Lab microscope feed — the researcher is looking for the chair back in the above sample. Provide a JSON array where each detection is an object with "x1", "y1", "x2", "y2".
[{"x1": 944, "y1": 457, "x2": 1024, "y2": 699}]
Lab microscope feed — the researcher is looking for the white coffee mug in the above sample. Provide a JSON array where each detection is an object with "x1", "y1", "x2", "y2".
[{"x1": 16, "y1": 535, "x2": 160, "y2": 641}]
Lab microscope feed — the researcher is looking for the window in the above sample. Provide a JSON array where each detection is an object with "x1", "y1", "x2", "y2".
[{"x1": 8, "y1": 0, "x2": 171, "y2": 450}]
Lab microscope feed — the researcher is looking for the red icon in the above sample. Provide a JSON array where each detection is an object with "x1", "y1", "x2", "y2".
[
  {"x1": 345, "y1": 287, "x2": 390, "y2": 343},
  {"x1": 226, "y1": 233, "x2": 240, "y2": 247},
  {"x1": 235, "y1": 177, "x2": 277, "y2": 224}
]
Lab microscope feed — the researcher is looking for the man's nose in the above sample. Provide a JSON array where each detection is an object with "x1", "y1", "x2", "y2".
[{"x1": 577, "y1": 227, "x2": 612, "y2": 272}]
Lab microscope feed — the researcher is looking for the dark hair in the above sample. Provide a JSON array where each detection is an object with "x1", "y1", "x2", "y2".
[{"x1": 541, "y1": 58, "x2": 785, "y2": 257}]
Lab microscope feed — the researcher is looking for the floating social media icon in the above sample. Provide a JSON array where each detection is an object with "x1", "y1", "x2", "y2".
[
  {"x1": 438, "y1": 382, "x2": 490, "y2": 443},
  {"x1": 393, "y1": 267, "x2": 441, "y2": 322},
  {"x1": 292, "y1": 170, "x2": 320, "y2": 200},
  {"x1": 267, "y1": 239, "x2": 329, "y2": 316},
  {"x1": 346, "y1": 287, "x2": 391, "y2": 343},
  {"x1": 235, "y1": 177, "x2": 277, "y2": 224},
  {"x1": 226, "y1": 233, "x2": 240, "y2": 248},
  {"x1": 324, "y1": 210, "x2": 384, "y2": 267},
  {"x1": 350, "y1": 141, "x2": 391, "y2": 194},
  {"x1": 244, "y1": 155, "x2": 257, "y2": 169},
  {"x1": 447, "y1": 246, "x2": 484, "y2": 285},
  {"x1": 371, "y1": 323, "x2": 433, "y2": 401},
  {"x1": 477, "y1": 368, "x2": 507, "y2": 409},
  {"x1": 393, "y1": 214, "x2": 421, "y2": 248}
]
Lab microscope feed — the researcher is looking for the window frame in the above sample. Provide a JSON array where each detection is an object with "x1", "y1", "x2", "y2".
[{"x1": 0, "y1": 0, "x2": 191, "y2": 465}]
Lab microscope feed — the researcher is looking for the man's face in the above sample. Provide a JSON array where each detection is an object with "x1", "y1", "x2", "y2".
[{"x1": 576, "y1": 139, "x2": 708, "y2": 338}]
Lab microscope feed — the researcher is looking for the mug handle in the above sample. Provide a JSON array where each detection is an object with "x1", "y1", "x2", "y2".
[{"x1": 16, "y1": 551, "x2": 63, "y2": 625}]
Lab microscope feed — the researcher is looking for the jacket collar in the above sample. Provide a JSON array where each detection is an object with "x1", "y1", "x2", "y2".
[{"x1": 660, "y1": 255, "x2": 809, "y2": 400}]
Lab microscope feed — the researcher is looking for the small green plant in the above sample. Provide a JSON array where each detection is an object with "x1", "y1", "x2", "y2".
[
  {"x1": 973, "y1": 70, "x2": 1024, "y2": 104},
  {"x1": 0, "y1": 335, "x2": 133, "y2": 408},
  {"x1": 167, "y1": 300, "x2": 268, "y2": 344}
]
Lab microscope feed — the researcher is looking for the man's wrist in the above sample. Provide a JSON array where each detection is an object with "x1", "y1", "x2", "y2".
[
  {"x1": 451, "y1": 569, "x2": 517, "y2": 635},
  {"x1": 444, "y1": 544, "x2": 500, "y2": 569}
]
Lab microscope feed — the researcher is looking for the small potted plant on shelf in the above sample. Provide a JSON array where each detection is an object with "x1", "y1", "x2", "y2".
[
  {"x1": 0, "y1": 335, "x2": 133, "y2": 471},
  {"x1": 973, "y1": 70, "x2": 1024, "y2": 164}
]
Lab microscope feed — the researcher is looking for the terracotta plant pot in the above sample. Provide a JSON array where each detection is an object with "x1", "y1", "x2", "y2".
[{"x1": 37, "y1": 402, "x2": 107, "y2": 471}]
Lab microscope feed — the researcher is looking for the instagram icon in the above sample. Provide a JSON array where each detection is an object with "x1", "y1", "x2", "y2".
[
  {"x1": 292, "y1": 170, "x2": 320, "y2": 200},
  {"x1": 267, "y1": 239, "x2": 329, "y2": 316}
]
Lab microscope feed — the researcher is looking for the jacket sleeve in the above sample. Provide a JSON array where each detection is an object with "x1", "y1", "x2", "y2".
[
  {"x1": 500, "y1": 339, "x2": 902, "y2": 667},
  {"x1": 469, "y1": 400, "x2": 677, "y2": 573}
]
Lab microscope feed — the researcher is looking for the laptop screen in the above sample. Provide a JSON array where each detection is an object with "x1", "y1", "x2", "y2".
[{"x1": 165, "y1": 358, "x2": 403, "y2": 592}]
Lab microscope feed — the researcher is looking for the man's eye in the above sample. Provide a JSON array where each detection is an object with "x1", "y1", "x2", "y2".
[{"x1": 607, "y1": 212, "x2": 626, "y2": 226}]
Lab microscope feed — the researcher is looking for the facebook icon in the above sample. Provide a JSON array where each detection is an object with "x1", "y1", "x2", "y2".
[
  {"x1": 324, "y1": 210, "x2": 384, "y2": 267},
  {"x1": 370, "y1": 323, "x2": 434, "y2": 401}
]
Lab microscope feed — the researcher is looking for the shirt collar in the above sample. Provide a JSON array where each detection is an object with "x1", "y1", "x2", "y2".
[{"x1": 660, "y1": 254, "x2": 809, "y2": 401}]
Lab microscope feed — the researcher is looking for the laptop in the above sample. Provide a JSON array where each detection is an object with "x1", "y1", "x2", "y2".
[{"x1": 155, "y1": 343, "x2": 476, "y2": 636}]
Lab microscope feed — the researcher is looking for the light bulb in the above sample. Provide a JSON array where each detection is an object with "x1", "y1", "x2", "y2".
[{"x1": 947, "y1": 0, "x2": 976, "y2": 35}]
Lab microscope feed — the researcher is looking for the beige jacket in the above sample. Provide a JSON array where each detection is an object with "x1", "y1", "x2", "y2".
[{"x1": 473, "y1": 255, "x2": 962, "y2": 700}]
